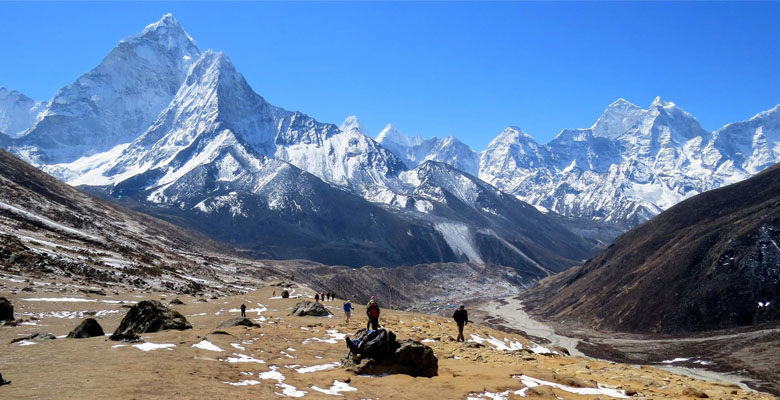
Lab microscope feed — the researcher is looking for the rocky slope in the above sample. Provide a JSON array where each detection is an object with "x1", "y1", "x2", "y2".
[
  {"x1": 520, "y1": 162, "x2": 780, "y2": 333},
  {"x1": 0, "y1": 148, "x2": 278, "y2": 295}
]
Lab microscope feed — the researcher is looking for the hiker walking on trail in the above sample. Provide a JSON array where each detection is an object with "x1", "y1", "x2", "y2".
[
  {"x1": 366, "y1": 296, "x2": 381, "y2": 330},
  {"x1": 453, "y1": 305, "x2": 468, "y2": 342},
  {"x1": 315, "y1": 293, "x2": 320, "y2": 302},
  {"x1": 240, "y1": 304, "x2": 247, "y2": 318},
  {"x1": 343, "y1": 299, "x2": 354, "y2": 323}
]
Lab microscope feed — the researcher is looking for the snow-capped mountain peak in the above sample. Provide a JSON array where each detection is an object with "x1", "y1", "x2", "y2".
[
  {"x1": 376, "y1": 124, "x2": 424, "y2": 147},
  {"x1": 339, "y1": 115, "x2": 369, "y2": 136},
  {"x1": 0, "y1": 88, "x2": 44, "y2": 138}
]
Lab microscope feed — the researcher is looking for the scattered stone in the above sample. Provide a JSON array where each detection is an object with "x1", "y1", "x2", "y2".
[
  {"x1": 110, "y1": 300, "x2": 192, "y2": 341},
  {"x1": 67, "y1": 318, "x2": 105, "y2": 339},
  {"x1": 463, "y1": 342, "x2": 484, "y2": 349},
  {"x1": 281, "y1": 290, "x2": 290, "y2": 299},
  {"x1": 169, "y1": 298, "x2": 185, "y2": 305},
  {"x1": 21, "y1": 287, "x2": 35, "y2": 293},
  {"x1": 290, "y1": 301, "x2": 332, "y2": 317},
  {"x1": 88, "y1": 289, "x2": 107, "y2": 296},
  {"x1": 217, "y1": 318, "x2": 259, "y2": 329},
  {"x1": 682, "y1": 386, "x2": 709, "y2": 398},
  {"x1": 0, "y1": 297, "x2": 14, "y2": 322},
  {"x1": 209, "y1": 330, "x2": 233, "y2": 336},
  {"x1": 10, "y1": 332, "x2": 56, "y2": 344}
]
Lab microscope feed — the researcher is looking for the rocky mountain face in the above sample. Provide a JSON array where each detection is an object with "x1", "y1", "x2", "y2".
[
  {"x1": 8, "y1": 14, "x2": 202, "y2": 165},
  {"x1": 520, "y1": 162, "x2": 780, "y2": 333},
  {"x1": 0, "y1": 15, "x2": 594, "y2": 272}
]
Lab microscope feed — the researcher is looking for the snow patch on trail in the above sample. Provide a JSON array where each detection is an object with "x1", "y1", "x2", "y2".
[
  {"x1": 192, "y1": 340, "x2": 223, "y2": 352},
  {"x1": 295, "y1": 362, "x2": 339, "y2": 374},
  {"x1": 311, "y1": 380, "x2": 358, "y2": 396},
  {"x1": 133, "y1": 343, "x2": 175, "y2": 351},
  {"x1": 303, "y1": 329, "x2": 346, "y2": 344}
]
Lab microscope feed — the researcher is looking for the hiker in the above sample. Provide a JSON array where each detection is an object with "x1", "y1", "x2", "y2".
[
  {"x1": 272, "y1": 290, "x2": 276, "y2": 297},
  {"x1": 240, "y1": 304, "x2": 247, "y2": 318},
  {"x1": 315, "y1": 293, "x2": 320, "y2": 302},
  {"x1": 343, "y1": 299, "x2": 354, "y2": 323},
  {"x1": 366, "y1": 296, "x2": 380, "y2": 330},
  {"x1": 453, "y1": 305, "x2": 468, "y2": 342}
]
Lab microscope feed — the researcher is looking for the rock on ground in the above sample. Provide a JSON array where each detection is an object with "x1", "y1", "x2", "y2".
[
  {"x1": 67, "y1": 318, "x2": 105, "y2": 339},
  {"x1": 281, "y1": 290, "x2": 290, "y2": 298},
  {"x1": 343, "y1": 340, "x2": 438, "y2": 378},
  {"x1": 110, "y1": 300, "x2": 192, "y2": 341},
  {"x1": 290, "y1": 301, "x2": 332, "y2": 317},
  {"x1": 217, "y1": 318, "x2": 259, "y2": 329},
  {"x1": 0, "y1": 297, "x2": 13, "y2": 321},
  {"x1": 10, "y1": 332, "x2": 56, "y2": 343}
]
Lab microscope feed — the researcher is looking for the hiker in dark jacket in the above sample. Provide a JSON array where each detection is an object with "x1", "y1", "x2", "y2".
[
  {"x1": 453, "y1": 305, "x2": 468, "y2": 342},
  {"x1": 366, "y1": 296, "x2": 381, "y2": 330},
  {"x1": 240, "y1": 304, "x2": 247, "y2": 318},
  {"x1": 315, "y1": 293, "x2": 320, "y2": 302}
]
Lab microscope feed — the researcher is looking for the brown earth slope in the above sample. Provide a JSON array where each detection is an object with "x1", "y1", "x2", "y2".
[{"x1": 0, "y1": 277, "x2": 774, "y2": 400}]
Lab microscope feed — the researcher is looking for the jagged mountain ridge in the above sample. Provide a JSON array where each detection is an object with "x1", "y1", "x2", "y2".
[
  {"x1": 0, "y1": 14, "x2": 594, "y2": 270},
  {"x1": 520, "y1": 161, "x2": 780, "y2": 333},
  {"x1": 363, "y1": 98, "x2": 780, "y2": 233},
  {"x1": 0, "y1": 88, "x2": 44, "y2": 138}
]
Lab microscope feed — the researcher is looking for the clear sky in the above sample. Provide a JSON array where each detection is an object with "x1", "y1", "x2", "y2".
[{"x1": 1, "y1": 1, "x2": 779, "y2": 149}]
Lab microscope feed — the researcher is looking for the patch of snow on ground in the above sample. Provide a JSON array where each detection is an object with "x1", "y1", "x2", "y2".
[
  {"x1": 311, "y1": 380, "x2": 358, "y2": 396},
  {"x1": 469, "y1": 334, "x2": 523, "y2": 351},
  {"x1": 661, "y1": 357, "x2": 691, "y2": 364},
  {"x1": 112, "y1": 344, "x2": 126, "y2": 348},
  {"x1": 231, "y1": 343, "x2": 245, "y2": 350},
  {"x1": 303, "y1": 329, "x2": 346, "y2": 345},
  {"x1": 22, "y1": 297, "x2": 97, "y2": 302},
  {"x1": 295, "y1": 362, "x2": 340, "y2": 374},
  {"x1": 276, "y1": 383, "x2": 307, "y2": 397},
  {"x1": 16, "y1": 340, "x2": 36, "y2": 346},
  {"x1": 192, "y1": 340, "x2": 223, "y2": 352},
  {"x1": 513, "y1": 375, "x2": 630, "y2": 398},
  {"x1": 223, "y1": 353, "x2": 266, "y2": 364},
  {"x1": 133, "y1": 343, "x2": 175, "y2": 352}
]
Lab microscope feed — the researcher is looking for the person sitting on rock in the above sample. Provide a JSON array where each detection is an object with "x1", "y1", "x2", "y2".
[
  {"x1": 240, "y1": 304, "x2": 247, "y2": 318},
  {"x1": 453, "y1": 305, "x2": 468, "y2": 342},
  {"x1": 366, "y1": 296, "x2": 381, "y2": 330}
]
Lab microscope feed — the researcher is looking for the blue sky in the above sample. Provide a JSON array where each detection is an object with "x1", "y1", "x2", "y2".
[{"x1": 1, "y1": 1, "x2": 779, "y2": 149}]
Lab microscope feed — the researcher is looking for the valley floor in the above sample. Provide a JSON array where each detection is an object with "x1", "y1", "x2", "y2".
[
  {"x1": 475, "y1": 296, "x2": 780, "y2": 397},
  {"x1": 1, "y1": 274, "x2": 776, "y2": 399}
]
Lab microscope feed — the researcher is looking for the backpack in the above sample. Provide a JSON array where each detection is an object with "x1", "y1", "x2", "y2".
[
  {"x1": 354, "y1": 328, "x2": 398, "y2": 359},
  {"x1": 367, "y1": 302, "x2": 380, "y2": 318}
]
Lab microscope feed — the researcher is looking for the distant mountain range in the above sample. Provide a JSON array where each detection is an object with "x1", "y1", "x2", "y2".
[
  {"x1": 0, "y1": 14, "x2": 594, "y2": 272},
  {"x1": 521, "y1": 162, "x2": 780, "y2": 333}
]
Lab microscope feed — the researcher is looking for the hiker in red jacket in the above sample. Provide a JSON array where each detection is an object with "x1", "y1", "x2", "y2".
[{"x1": 366, "y1": 296, "x2": 380, "y2": 330}]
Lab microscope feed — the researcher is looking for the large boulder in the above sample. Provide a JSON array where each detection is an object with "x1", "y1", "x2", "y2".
[
  {"x1": 110, "y1": 300, "x2": 191, "y2": 341},
  {"x1": 290, "y1": 301, "x2": 332, "y2": 317},
  {"x1": 343, "y1": 339, "x2": 438, "y2": 378},
  {"x1": 0, "y1": 297, "x2": 13, "y2": 322},
  {"x1": 217, "y1": 318, "x2": 259, "y2": 329},
  {"x1": 67, "y1": 318, "x2": 105, "y2": 339},
  {"x1": 281, "y1": 290, "x2": 290, "y2": 298}
]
